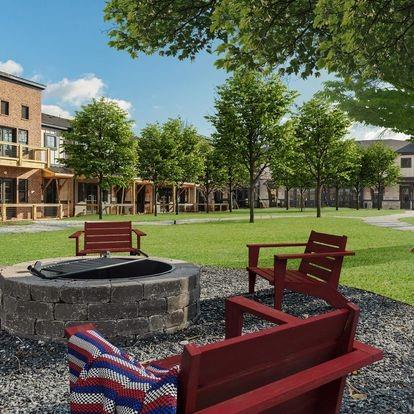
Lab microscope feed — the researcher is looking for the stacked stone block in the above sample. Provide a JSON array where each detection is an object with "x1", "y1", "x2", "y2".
[{"x1": 0, "y1": 259, "x2": 200, "y2": 341}]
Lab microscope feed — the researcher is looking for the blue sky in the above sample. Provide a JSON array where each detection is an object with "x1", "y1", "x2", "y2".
[{"x1": 0, "y1": 0, "x2": 404, "y2": 140}]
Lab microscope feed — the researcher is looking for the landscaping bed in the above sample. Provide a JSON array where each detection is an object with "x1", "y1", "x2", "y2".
[{"x1": 0, "y1": 267, "x2": 413, "y2": 413}]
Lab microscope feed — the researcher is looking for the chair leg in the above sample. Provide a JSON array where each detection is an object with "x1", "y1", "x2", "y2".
[
  {"x1": 274, "y1": 286, "x2": 283, "y2": 310},
  {"x1": 248, "y1": 271, "x2": 256, "y2": 294}
]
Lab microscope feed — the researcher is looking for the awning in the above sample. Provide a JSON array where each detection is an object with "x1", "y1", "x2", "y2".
[{"x1": 43, "y1": 167, "x2": 74, "y2": 179}]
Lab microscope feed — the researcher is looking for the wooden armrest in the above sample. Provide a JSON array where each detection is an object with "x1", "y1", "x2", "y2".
[
  {"x1": 68, "y1": 230, "x2": 83, "y2": 239},
  {"x1": 275, "y1": 250, "x2": 355, "y2": 261},
  {"x1": 225, "y1": 296, "x2": 299, "y2": 339},
  {"x1": 247, "y1": 243, "x2": 307, "y2": 249},
  {"x1": 195, "y1": 341, "x2": 383, "y2": 414},
  {"x1": 132, "y1": 229, "x2": 147, "y2": 236},
  {"x1": 64, "y1": 323, "x2": 96, "y2": 339}
]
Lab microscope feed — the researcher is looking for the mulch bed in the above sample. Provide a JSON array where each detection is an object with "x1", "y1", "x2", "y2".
[{"x1": 0, "y1": 267, "x2": 413, "y2": 413}]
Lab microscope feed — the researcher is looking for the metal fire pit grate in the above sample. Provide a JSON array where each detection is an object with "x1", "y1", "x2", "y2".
[{"x1": 27, "y1": 257, "x2": 174, "y2": 280}]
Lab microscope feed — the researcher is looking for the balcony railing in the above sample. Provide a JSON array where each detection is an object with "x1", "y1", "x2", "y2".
[
  {"x1": 0, "y1": 141, "x2": 50, "y2": 168},
  {"x1": 0, "y1": 203, "x2": 64, "y2": 221}
]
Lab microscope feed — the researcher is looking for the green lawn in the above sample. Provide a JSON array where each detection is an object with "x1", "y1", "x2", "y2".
[
  {"x1": 1, "y1": 215, "x2": 413, "y2": 305},
  {"x1": 63, "y1": 207, "x2": 406, "y2": 222},
  {"x1": 0, "y1": 221, "x2": 34, "y2": 226},
  {"x1": 400, "y1": 217, "x2": 414, "y2": 225}
]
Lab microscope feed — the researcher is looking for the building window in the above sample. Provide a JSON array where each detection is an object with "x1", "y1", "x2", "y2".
[
  {"x1": 21, "y1": 105, "x2": 29, "y2": 120},
  {"x1": 1, "y1": 100, "x2": 9, "y2": 115},
  {"x1": 18, "y1": 129, "x2": 28, "y2": 145},
  {"x1": 44, "y1": 134, "x2": 57, "y2": 148},
  {"x1": 401, "y1": 157, "x2": 412, "y2": 168},
  {"x1": 18, "y1": 179, "x2": 28, "y2": 203}
]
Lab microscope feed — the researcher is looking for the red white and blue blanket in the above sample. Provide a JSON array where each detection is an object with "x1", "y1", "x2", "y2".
[{"x1": 67, "y1": 328, "x2": 179, "y2": 414}]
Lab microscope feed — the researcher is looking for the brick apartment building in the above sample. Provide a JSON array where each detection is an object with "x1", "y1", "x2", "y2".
[{"x1": 0, "y1": 71, "x2": 200, "y2": 220}]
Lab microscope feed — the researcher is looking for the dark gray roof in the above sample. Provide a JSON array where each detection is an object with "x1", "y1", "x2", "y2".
[
  {"x1": 0, "y1": 70, "x2": 45, "y2": 90},
  {"x1": 357, "y1": 139, "x2": 414, "y2": 154},
  {"x1": 41, "y1": 113, "x2": 72, "y2": 130}
]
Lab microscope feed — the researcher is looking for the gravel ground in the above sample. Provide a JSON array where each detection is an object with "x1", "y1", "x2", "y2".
[{"x1": 0, "y1": 267, "x2": 413, "y2": 413}]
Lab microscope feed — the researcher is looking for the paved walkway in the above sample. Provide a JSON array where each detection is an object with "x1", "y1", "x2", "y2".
[
  {"x1": 1, "y1": 211, "x2": 414, "y2": 234},
  {"x1": 362, "y1": 211, "x2": 414, "y2": 231}
]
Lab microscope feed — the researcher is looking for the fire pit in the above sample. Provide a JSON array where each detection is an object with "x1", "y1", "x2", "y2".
[{"x1": 0, "y1": 257, "x2": 200, "y2": 341}]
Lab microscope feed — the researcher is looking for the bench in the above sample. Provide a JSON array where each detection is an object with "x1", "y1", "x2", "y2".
[
  {"x1": 69, "y1": 221, "x2": 147, "y2": 256},
  {"x1": 247, "y1": 230, "x2": 355, "y2": 309},
  {"x1": 65, "y1": 295, "x2": 382, "y2": 413}
]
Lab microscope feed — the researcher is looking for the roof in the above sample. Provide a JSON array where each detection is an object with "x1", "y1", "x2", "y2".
[
  {"x1": 357, "y1": 139, "x2": 414, "y2": 154},
  {"x1": 41, "y1": 113, "x2": 72, "y2": 131},
  {"x1": 0, "y1": 71, "x2": 45, "y2": 90},
  {"x1": 43, "y1": 166, "x2": 74, "y2": 179}
]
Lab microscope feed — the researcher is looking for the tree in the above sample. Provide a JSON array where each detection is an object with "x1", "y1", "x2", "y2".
[
  {"x1": 62, "y1": 98, "x2": 137, "y2": 219},
  {"x1": 347, "y1": 144, "x2": 369, "y2": 210},
  {"x1": 197, "y1": 141, "x2": 226, "y2": 213},
  {"x1": 208, "y1": 70, "x2": 296, "y2": 222},
  {"x1": 104, "y1": 1, "x2": 414, "y2": 91},
  {"x1": 323, "y1": 80, "x2": 414, "y2": 140},
  {"x1": 209, "y1": 104, "x2": 248, "y2": 213},
  {"x1": 326, "y1": 139, "x2": 360, "y2": 211},
  {"x1": 364, "y1": 143, "x2": 400, "y2": 210},
  {"x1": 270, "y1": 128, "x2": 297, "y2": 211},
  {"x1": 137, "y1": 122, "x2": 180, "y2": 216},
  {"x1": 159, "y1": 119, "x2": 204, "y2": 215},
  {"x1": 294, "y1": 98, "x2": 351, "y2": 218}
]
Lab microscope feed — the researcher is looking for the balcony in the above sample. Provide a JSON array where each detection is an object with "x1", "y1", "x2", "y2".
[{"x1": 0, "y1": 141, "x2": 50, "y2": 169}]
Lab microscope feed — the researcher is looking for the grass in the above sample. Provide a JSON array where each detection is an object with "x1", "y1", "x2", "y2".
[
  {"x1": 1, "y1": 215, "x2": 413, "y2": 305},
  {"x1": 400, "y1": 217, "x2": 414, "y2": 225},
  {"x1": 0, "y1": 220, "x2": 34, "y2": 226},
  {"x1": 63, "y1": 207, "x2": 406, "y2": 222}
]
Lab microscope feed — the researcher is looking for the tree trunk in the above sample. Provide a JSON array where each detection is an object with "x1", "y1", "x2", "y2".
[
  {"x1": 285, "y1": 188, "x2": 289, "y2": 210},
  {"x1": 175, "y1": 185, "x2": 179, "y2": 215},
  {"x1": 378, "y1": 185, "x2": 382, "y2": 210},
  {"x1": 300, "y1": 189, "x2": 304, "y2": 212},
  {"x1": 249, "y1": 177, "x2": 255, "y2": 223},
  {"x1": 153, "y1": 183, "x2": 157, "y2": 216},
  {"x1": 335, "y1": 185, "x2": 339, "y2": 211},
  {"x1": 228, "y1": 180, "x2": 233, "y2": 213},
  {"x1": 355, "y1": 188, "x2": 360, "y2": 210},
  {"x1": 98, "y1": 182, "x2": 103, "y2": 220},
  {"x1": 316, "y1": 180, "x2": 322, "y2": 218}
]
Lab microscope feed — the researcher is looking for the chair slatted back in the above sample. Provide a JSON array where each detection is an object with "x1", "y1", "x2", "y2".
[
  {"x1": 84, "y1": 221, "x2": 132, "y2": 251},
  {"x1": 299, "y1": 231, "x2": 347, "y2": 286},
  {"x1": 179, "y1": 307, "x2": 356, "y2": 413}
]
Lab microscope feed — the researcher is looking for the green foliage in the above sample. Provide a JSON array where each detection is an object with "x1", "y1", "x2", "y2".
[
  {"x1": 363, "y1": 142, "x2": 400, "y2": 209},
  {"x1": 322, "y1": 80, "x2": 414, "y2": 139},
  {"x1": 196, "y1": 140, "x2": 227, "y2": 212},
  {"x1": 104, "y1": 0, "x2": 414, "y2": 91},
  {"x1": 294, "y1": 97, "x2": 351, "y2": 217},
  {"x1": 137, "y1": 121, "x2": 179, "y2": 186},
  {"x1": 170, "y1": 120, "x2": 204, "y2": 186},
  {"x1": 208, "y1": 70, "x2": 297, "y2": 222},
  {"x1": 314, "y1": 0, "x2": 414, "y2": 91},
  {"x1": 62, "y1": 98, "x2": 137, "y2": 218},
  {"x1": 341, "y1": 142, "x2": 369, "y2": 209},
  {"x1": 104, "y1": 0, "x2": 221, "y2": 60}
]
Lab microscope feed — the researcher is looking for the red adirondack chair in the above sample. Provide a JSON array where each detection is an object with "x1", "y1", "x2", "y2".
[
  {"x1": 247, "y1": 230, "x2": 355, "y2": 309},
  {"x1": 69, "y1": 221, "x2": 147, "y2": 256},
  {"x1": 65, "y1": 295, "x2": 382, "y2": 413}
]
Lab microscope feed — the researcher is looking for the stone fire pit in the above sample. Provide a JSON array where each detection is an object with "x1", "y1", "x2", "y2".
[{"x1": 0, "y1": 257, "x2": 200, "y2": 341}]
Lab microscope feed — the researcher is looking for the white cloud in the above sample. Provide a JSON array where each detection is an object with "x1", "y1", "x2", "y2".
[
  {"x1": 41, "y1": 104, "x2": 72, "y2": 119},
  {"x1": 0, "y1": 59, "x2": 23, "y2": 76},
  {"x1": 349, "y1": 122, "x2": 409, "y2": 141},
  {"x1": 106, "y1": 98, "x2": 133, "y2": 116},
  {"x1": 44, "y1": 74, "x2": 105, "y2": 106}
]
